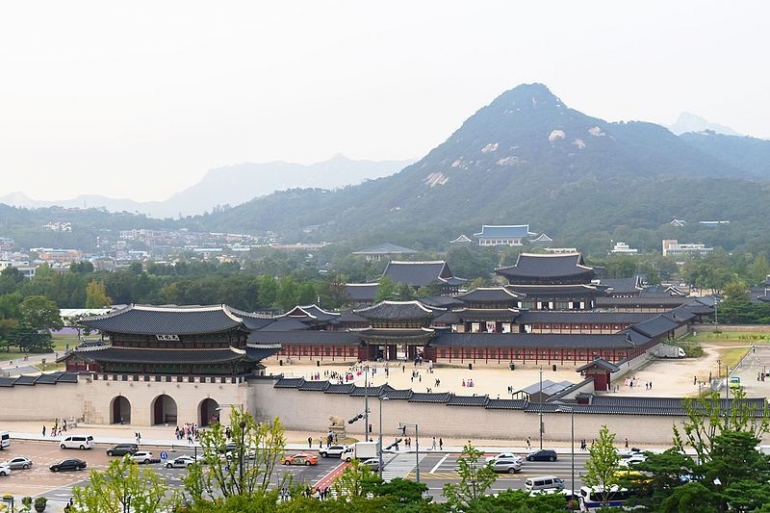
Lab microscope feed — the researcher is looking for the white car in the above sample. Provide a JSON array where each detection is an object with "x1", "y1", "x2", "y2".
[
  {"x1": 165, "y1": 455, "x2": 197, "y2": 469},
  {"x1": 485, "y1": 452, "x2": 521, "y2": 463},
  {"x1": 0, "y1": 463, "x2": 11, "y2": 477},
  {"x1": 618, "y1": 454, "x2": 647, "y2": 467},
  {"x1": 128, "y1": 451, "x2": 155, "y2": 464}
]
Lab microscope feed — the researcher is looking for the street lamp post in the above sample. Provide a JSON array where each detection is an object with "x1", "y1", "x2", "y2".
[
  {"x1": 399, "y1": 422, "x2": 420, "y2": 483},
  {"x1": 378, "y1": 395, "x2": 389, "y2": 480},
  {"x1": 539, "y1": 366, "x2": 544, "y2": 450},
  {"x1": 364, "y1": 365, "x2": 370, "y2": 441},
  {"x1": 717, "y1": 359, "x2": 721, "y2": 380},
  {"x1": 557, "y1": 406, "x2": 575, "y2": 498}
]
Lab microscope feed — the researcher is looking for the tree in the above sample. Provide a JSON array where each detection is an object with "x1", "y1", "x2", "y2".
[
  {"x1": 674, "y1": 388, "x2": 770, "y2": 464},
  {"x1": 183, "y1": 409, "x2": 286, "y2": 505},
  {"x1": 582, "y1": 425, "x2": 621, "y2": 504},
  {"x1": 72, "y1": 456, "x2": 172, "y2": 512},
  {"x1": 442, "y1": 442, "x2": 498, "y2": 509},
  {"x1": 20, "y1": 295, "x2": 63, "y2": 331},
  {"x1": 85, "y1": 279, "x2": 112, "y2": 308},
  {"x1": 375, "y1": 277, "x2": 396, "y2": 303}
]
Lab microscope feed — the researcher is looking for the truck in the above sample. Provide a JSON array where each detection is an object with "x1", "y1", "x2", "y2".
[
  {"x1": 340, "y1": 441, "x2": 379, "y2": 462},
  {"x1": 653, "y1": 344, "x2": 685, "y2": 358}
]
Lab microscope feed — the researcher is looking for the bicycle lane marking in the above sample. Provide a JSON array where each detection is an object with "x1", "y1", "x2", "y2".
[{"x1": 314, "y1": 460, "x2": 350, "y2": 489}]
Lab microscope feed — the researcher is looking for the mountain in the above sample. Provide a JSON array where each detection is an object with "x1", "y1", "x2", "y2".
[
  {"x1": 668, "y1": 112, "x2": 740, "y2": 136},
  {"x1": 0, "y1": 154, "x2": 414, "y2": 218},
  {"x1": 195, "y1": 83, "x2": 770, "y2": 253}
]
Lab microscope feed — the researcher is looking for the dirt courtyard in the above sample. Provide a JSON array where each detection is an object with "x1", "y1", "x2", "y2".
[{"x1": 263, "y1": 339, "x2": 760, "y2": 401}]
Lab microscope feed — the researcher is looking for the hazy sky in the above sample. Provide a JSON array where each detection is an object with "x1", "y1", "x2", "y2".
[{"x1": 1, "y1": 1, "x2": 767, "y2": 202}]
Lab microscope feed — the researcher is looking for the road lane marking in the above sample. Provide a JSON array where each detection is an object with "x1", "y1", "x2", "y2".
[{"x1": 430, "y1": 454, "x2": 448, "y2": 474}]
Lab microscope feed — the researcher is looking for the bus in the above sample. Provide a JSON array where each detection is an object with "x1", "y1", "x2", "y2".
[
  {"x1": 579, "y1": 485, "x2": 637, "y2": 511},
  {"x1": 0, "y1": 431, "x2": 10, "y2": 450}
]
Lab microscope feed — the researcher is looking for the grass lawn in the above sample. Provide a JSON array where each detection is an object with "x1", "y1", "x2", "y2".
[
  {"x1": 0, "y1": 333, "x2": 82, "y2": 362},
  {"x1": 681, "y1": 331, "x2": 762, "y2": 369}
]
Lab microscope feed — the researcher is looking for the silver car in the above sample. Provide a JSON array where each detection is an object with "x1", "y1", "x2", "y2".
[
  {"x1": 491, "y1": 457, "x2": 522, "y2": 474},
  {"x1": 4, "y1": 456, "x2": 32, "y2": 470}
]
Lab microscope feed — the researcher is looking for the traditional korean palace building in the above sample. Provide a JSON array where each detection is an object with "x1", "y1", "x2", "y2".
[
  {"x1": 60, "y1": 305, "x2": 280, "y2": 426},
  {"x1": 46, "y1": 252, "x2": 713, "y2": 426}
]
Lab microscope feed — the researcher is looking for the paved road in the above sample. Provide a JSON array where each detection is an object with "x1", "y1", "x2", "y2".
[{"x1": 405, "y1": 451, "x2": 590, "y2": 501}]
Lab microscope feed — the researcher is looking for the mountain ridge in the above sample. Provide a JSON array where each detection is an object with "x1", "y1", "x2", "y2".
[{"x1": 0, "y1": 154, "x2": 414, "y2": 219}]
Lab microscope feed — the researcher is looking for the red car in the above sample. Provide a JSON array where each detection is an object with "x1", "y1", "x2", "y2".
[{"x1": 281, "y1": 453, "x2": 318, "y2": 466}]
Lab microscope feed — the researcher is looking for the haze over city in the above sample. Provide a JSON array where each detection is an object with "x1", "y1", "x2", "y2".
[{"x1": 1, "y1": 1, "x2": 768, "y2": 203}]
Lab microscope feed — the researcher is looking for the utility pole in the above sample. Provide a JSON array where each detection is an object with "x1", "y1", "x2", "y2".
[
  {"x1": 364, "y1": 365, "x2": 369, "y2": 441},
  {"x1": 539, "y1": 366, "x2": 544, "y2": 450}
]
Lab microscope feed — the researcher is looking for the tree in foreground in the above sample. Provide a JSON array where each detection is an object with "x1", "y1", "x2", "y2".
[
  {"x1": 183, "y1": 409, "x2": 287, "y2": 505},
  {"x1": 71, "y1": 456, "x2": 172, "y2": 512},
  {"x1": 442, "y1": 441, "x2": 498, "y2": 510},
  {"x1": 582, "y1": 424, "x2": 621, "y2": 505}
]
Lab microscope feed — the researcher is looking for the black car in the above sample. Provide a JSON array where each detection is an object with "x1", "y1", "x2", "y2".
[
  {"x1": 50, "y1": 458, "x2": 87, "y2": 472},
  {"x1": 106, "y1": 444, "x2": 139, "y2": 457},
  {"x1": 526, "y1": 449, "x2": 558, "y2": 462}
]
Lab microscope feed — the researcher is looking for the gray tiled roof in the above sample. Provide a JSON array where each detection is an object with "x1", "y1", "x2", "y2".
[
  {"x1": 409, "y1": 392, "x2": 452, "y2": 403},
  {"x1": 496, "y1": 253, "x2": 594, "y2": 281},
  {"x1": 631, "y1": 315, "x2": 680, "y2": 338},
  {"x1": 73, "y1": 346, "x2": 249, "y2": 364},
  {"x1": 486, "y1": 399, "x2": 527, "y2": 410},
  {"x1": 507, "y1": 284, "x2": 597, "y2": 296},
  {"x1": 81, "y1": 304, "x2": 247, "y2": 335},
  {"x1": 456, "y1": 288, "x2": 520, "y2": 302},
  {"x1": 270, "y1": 377, "x2": 769, "y2": 417},
  {"x1": 274, "y1": 377, "x2": 304, "y2": 388},
  {"x1": 447, "y1": 395, "x2": 489, "y2": 407},
  {"x1": 245, "y1": 346, "x2": 282, "y2": 361},
  {"x1": 298, "y1": 380, "x2": 330, "y2": 392},
  {"x1": 355, "y1": 301, "x2": 436, "y2": 320},
  {"x1": 382, "y1": 261, "x2": 459, "y2": 287},
  {"x1": 344, "y1": 283, "x2": 379, "y2": 302},
  {"x1": 281, "y1": 305, "x2": 340, "y2": 323}
]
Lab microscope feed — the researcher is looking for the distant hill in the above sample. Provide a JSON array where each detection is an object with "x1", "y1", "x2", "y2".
[
  {"x1": 668, "y1": 112, "x2": 741, "y2": 136},
  {"x1": 195, "y1": 83, "x2": 770, "y2": 253},
  {"x1": 0, "y1": 154, "x2": 414, "y2": 218}
]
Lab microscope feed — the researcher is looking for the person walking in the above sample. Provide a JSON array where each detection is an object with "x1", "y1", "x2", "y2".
[
  {"x1": 526, "y1": 437, "x2": 531, "y2": 450},
  {"x1": 431, "y1": 436, "x2": 437, "y2": 450},
  {"x1": 42, "y1": 425, "x2": 46, "y2": 436},
  {"x1": 308, "y1": 436, "x2": 312, "y2": 448},
  {"x1": 624, "y1": 437, "x2": 629, "y2": 449},
  {"x1": 439, "y1": 438, "x2": 443, "y2": 450}
]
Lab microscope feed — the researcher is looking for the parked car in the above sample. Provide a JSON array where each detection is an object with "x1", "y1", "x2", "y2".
[
  {"x1": 485, "y1": 452, "x2": 521, "y2": 463},
  {"x1": 50, "y1": 458, "x2": 87, "y2": 472},
  {"x1": 128, "y1": 451, "x2": 157, "y2": 464},
  {"x1": 106, "y1": 444, "x2": 138, "y2": 457},
  {"x1": 165, "y1": 455, "x2": 197, "y2": 469},
  {"x1": 319, "y1": 445, "x2": 348, "y2": 458},
  {"x1": 4, "y1": 456, "x2": 32, "y2": 470},
  {"x1": 281, "y1": 453, "x2": 318, "y2": 466},
  {"x1": 0, "y1": 463, "x2": 10, "y2": 476},
  {"x1": 490, "y1": 457, "x2": 522, "y2": 473},
  {"x1": 526, "y1": 449, "x2": 558, "y2": 462}
]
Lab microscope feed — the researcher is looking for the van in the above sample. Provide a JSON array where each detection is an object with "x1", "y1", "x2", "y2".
[
  {"x1": 60, "y1": 435, "x2": 95, "y2": 450},
  {"x1": 525, "y1": 475, "x2": 565, "y2": 492},
  {"x1": 0, "y1": 431, "x2": 10, "y2": 450}
]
